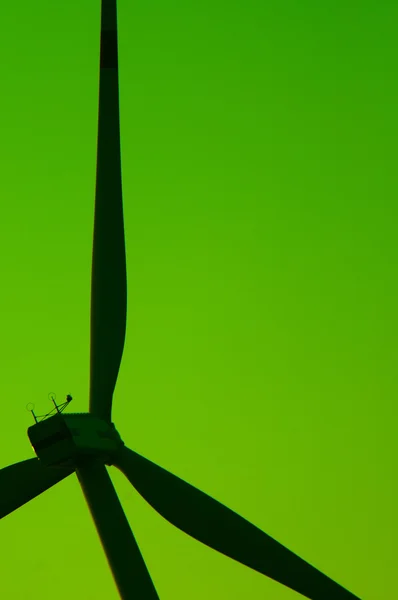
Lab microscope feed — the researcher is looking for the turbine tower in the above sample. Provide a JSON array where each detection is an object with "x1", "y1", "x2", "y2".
[{"x1": 0, "y1": 2, "x2": 362, "y2": 598}]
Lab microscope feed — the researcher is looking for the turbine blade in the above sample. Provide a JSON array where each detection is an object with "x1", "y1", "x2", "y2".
[
  {"x1": 77, "y1": 460, "x2": 159, "y2": 599},
  {"x1": 0, "y1": 458, "x2": 73, "y2": 520},
  {"x1": 114, "y1": 447, "x2": 361, "y2": 600},
  {"x1": 90, "y1": 0, "x2": 127, "y2": 422}
]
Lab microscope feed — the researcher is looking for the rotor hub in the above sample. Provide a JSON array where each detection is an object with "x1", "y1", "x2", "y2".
[{"x1": 28, "y1": 412, "x2": 124, "y2": 468}]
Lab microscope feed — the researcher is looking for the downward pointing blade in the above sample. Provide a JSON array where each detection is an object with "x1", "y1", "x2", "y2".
[
  {"x1": 77, "y1": 460, "x2": 159, "y2": 599},
  {"x1": 90, "y1": 0, "x2": 127, "y2": 423},
  {"x1": 0, "y1": 458, "x2": 73, "y2": 520},
  {"x1": 114, "y1": 447, "x2": 361, "y2": 600}
]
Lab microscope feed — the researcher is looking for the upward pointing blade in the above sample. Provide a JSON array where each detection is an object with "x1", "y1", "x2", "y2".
[
  {"x1": 114, "y1": 447, "x2": 361, "y2": 600},
  {"x1": 90, "y1": 0, "x2": 127, "y2": 423}
]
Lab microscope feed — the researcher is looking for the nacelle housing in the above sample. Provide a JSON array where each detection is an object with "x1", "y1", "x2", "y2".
[{"x1": 28, "y1": 413, "x2": 123, "y2": 468}]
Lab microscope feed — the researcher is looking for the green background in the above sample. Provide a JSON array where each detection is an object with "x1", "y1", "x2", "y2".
[{"x1": 0, "y1": 1, "x2": 396, "y2": 598}]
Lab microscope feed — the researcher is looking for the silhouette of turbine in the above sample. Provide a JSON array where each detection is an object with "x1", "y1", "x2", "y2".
[{"x1": 0, "y1": 2, "x2": 362, "y2": 599}]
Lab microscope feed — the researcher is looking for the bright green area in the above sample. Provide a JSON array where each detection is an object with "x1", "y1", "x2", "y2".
[{"x1": 0, "y1": 1, "x2": 396, "y2": 598}]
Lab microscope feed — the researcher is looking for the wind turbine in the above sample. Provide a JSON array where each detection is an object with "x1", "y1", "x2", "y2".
[{"x1": 0, "y1": 1, "x2": 362, "y2": 599}]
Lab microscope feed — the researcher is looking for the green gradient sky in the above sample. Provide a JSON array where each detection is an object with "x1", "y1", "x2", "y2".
[{"x1": 0, "y1": 1, "x2": 396, "y2": 598}]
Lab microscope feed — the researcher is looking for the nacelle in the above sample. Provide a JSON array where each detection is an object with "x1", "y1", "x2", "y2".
[{"x1": 28, "y1": 413, "x2": 123, "y2": 468}]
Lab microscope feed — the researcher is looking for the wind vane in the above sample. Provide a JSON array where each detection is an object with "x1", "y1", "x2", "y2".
[{"x1": 26, "y1": 393, "x2": 73, "y2": 424}]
